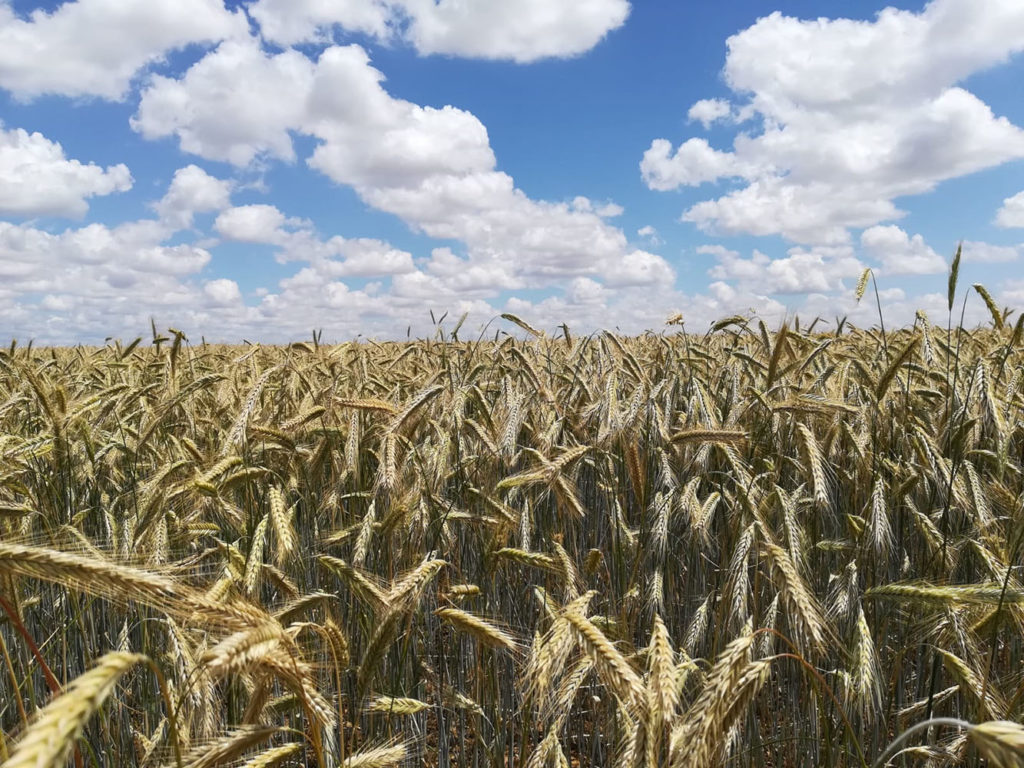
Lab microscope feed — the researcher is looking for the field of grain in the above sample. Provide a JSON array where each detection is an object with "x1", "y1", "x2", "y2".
[{"x1": 2, "y1": 293, "x2": 1024, "y2": 766}]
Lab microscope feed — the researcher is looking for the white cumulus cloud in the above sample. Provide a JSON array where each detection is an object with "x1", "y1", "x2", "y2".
[
  {"x1": 214, "y1": 204, "x2": 294, "y2": 244},
  {"x1": 642, "y1": 0, "x2": 1024, "y2": 244},
  {"x1": 248, "y1": 0, "x2": 629, "y2": 62},
  {"x1": 154, "y1": 165, "x2": 232, "y2": 227},
  {"x1": 995, "y1": 190, "x2": 1024, "y2": 228},
  {"x1": 637, "y1": 225, "x2": 662, "y2": 246},
  {"x1": 687, "y1": 98, "x2": 732, "y2": 129},
  {"x1": 641, "y1": 138, "x2": 754, "y2": 191},
  {"x1": 249, "y1": 0, "x2": 394, "y2": 46},
  {"x1": 704, "y1": 244, "x2": 865, "y2": 295},
  {"x1": 133, "y1": 40, "x2": 315, "y2": 166},
  {"x1": 403, "y1": 0, "x2": 630, "y2": 62},
  {"x1": 960, "y1": 240, "x2": 1021, "y2": 262},
  {"x1": 0, "y1": 124, "x2": 131, "y2": 217},
  {"x1": 861, "y1": 225, "x2": 947, "y2": 275},
  {"x1": 203, "y1": 278, "x2": 242, "y2": 305},
  {"x1": 0, "y1": 0, "x2": 245, "y2": 100},
  {"x1": 602, "y1": 250, "x2": 676, "y2": 288},
  {"x1": 329, "y1": 238, "x2": 416, "y2": 277},
  {"x1": 133, "y1": 37, "x2": 674, "y2": 296},
  {"x1": 0, "y1": 219, "x2": 209, "y2": 311}
]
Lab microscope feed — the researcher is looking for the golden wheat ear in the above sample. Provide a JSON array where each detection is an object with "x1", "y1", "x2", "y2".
[
  {"x1": 175, "y1": 725, "x2": 281, "y2": 768},
  {"x1": 5, "y1": 652, "x2": 146, "y2": 768},
  {"x1": 238, "y1": 742, "x2": 303, "y2": 768},
  {"x1": 670, "y1": 624, "x2": 767, "y2": 768},
  {"x1": 562, "y1": 607, "x2": 645, "y2": 711},
  {"x1": 435, "y1": 606, "x2": 518, "y2": 651},
  {"x1": 969, "y1": 721, "x2": 1024, "y2": 768},
  {"x1": 343, "y1": 741, "x2": 409, "y2": 768},
  {"x1": 366, "y1": 695, "x2": 430, "y2": 715}
]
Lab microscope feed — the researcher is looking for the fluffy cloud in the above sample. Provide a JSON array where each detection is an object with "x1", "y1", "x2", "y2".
[
  {"x1": 214, "y1": 204, "x2": 293, "y2": 244},
  {"x1": 203, "y1": 278, "x2": 242, "y2": 305},
  {"x1": 328, "y1": 239, "x2": 415, "y2": 277},
  {"x1": 248, "y1": 0, "x2": 629, "y2": 62},
  {"x1": 602, "y1": 250, "x2": 676, "y2": 287},
  {"x1": 305, "y1": 47, "x2": 496, "y2": 189},
  {"x1": 1002, "y1": 280, "x2": 1024, "y2": 305},
  {"x1": 995, "y1": 190, "x2": 1024, "y2": 228},
  {"x1": 0, "y1": 0, "x2": 244, "y2": 100},
  {"x1": 704, "y1": 244, "x2": 865, "y2": 294},
  {"x1": 275, "y1": 231, "x2": 418, "y2": 279},
  {"x1": 642, "y1": 0, "x2": 1024, "y2": 243},
  {"x1": 0, "y1": 216, "x2": 991, "y2": 345},
  {"x1": 0, "y1": 160, "x2": 248, "y2": 343},
  {"x1": 154, "y1": 165, "x2": 232, "y2": 227},
  {"x1": 133, "y1": 38, "x2": 674, "y2": 296},
  {"x1": 497, "y1": 278, "x2": 791, "y2": 337},
  {"x1": 211, "y1": 201, "x2": 416, "y2": 278},
  {"x1": 687, "y1": 98, "x2": 732, "y2": 129},
  {"x1": 861, "y1": 225, "x2": 946, "y2": 275},
  {"x1": 249, "y1": 0, "x2": 393, "y2": 46},
  {"x1": 961, "y1": 240, "x2": 1021, "y2": 262},
  {"x1": 0, "y1": 205, "x2": 456, "y2": 343},
  {"x1": 402, "y1": 0, "x2": 630, "y2": 62},
  {"x1": 0, "y1": 124, "x2": 131, "y2": 217},
  {"x1": 571, "y1": 197, "x2": 623, "y2": 217},
  {"x1": 0, "y1": 218, "x2": 212, "y2": 345},
  {"x1": 641, "y1": 138, "x2": 754, "y2": 191},
  {"x1": 637, "y1": 225, "x2": 662, "y2": 246},
  {"x1": 133, "y1": 41, "x2": 315, "y2": 166},
  {"x1": 16, "y1": 2, "x2": 1011, "y2": 344},
  {"x1": 685, "y1": 180, "x2": 902, "y2": 245},
  {"x1": 0, "y1": 0, "x2": 625, "y2": 100},
  {"x1": 413, "y1": 247, "x2": 521, "y2": 295}
]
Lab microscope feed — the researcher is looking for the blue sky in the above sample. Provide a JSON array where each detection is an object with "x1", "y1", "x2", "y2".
[{"x1": 1, "y1": 0, "x2": 1023, "y2": 343}]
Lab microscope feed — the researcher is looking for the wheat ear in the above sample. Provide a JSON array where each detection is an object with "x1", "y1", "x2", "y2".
[
  {"x1": 671, "y1": 624, "x2": 767, "y2": 768},
  {"x1": 5, "y1": 652, "x2": 145, "y2": 768},
  {"x1": 239, "y1": 742, "x2": 303, "y2": 768},
  {"x1": 176, "y1": 725, "x2": 279, "y2": 768},
  {"x1": 970, "y1": 720, "x2": 1024, "y2": 768},
  {"x1": 436, "y1": 607, "x2": 518, "y2": 651},
  {"x1": 344, "y1": 741, "x2": 408, "y2": 768},
  {"x1": 563, "y1": 607, "x2": 644, "y2": 710},
  {"x1": 366, "y1": 696, "x2": 430, "y2": 715}
]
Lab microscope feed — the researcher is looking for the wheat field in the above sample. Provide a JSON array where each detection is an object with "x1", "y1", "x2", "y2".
[{"x1": 2, "y1": 282, "x2": 1024, "y2": 766}]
